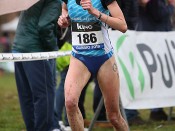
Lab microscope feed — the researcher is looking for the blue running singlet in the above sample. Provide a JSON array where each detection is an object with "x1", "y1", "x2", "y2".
[{"x1": 65, "y1": 0, "x2": 114, "y2": 75}]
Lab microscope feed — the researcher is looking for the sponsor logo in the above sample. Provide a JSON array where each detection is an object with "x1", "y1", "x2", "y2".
[{"x1": 77, "y1": 23, "x2": 93, "y2": 30}]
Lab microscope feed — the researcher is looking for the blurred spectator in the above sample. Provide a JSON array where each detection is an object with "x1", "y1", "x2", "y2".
[
  {"x1": 118, "y1": 0, "x2": 175, "y2": 125},
  {"x1": 12, "y1": 0, "x2": 61, "y2": 130},
  {"x1": 0, "y1": 32, "x2": 11, "y2": 53},
  {"x1": 117, "y1": 0, "x2": 139, "y2": 30},
  {"x1": 1, "y1": 17, "x2": 19, "y2": 43},
  {"x1": 172, "y1": 11, "x2": 175, "y2": 30},
  {"x1": 0, "y1": 32, "x2": 11, "y2": 76},
  {"x1": 132, "y1": 0, "x2": 175, "y2": 122},
  {"x1": 137, "y1": 0, "x2": 174, "y2": 31}
]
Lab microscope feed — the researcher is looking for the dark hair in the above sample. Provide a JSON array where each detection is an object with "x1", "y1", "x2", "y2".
[{"x1": 76, "y1": 0, "x2": 81, "y2": 5}]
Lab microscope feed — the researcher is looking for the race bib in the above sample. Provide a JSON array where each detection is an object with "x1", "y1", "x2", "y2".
[{"x1": 72, "y1": 22, "x2": 104, "y2": 51}]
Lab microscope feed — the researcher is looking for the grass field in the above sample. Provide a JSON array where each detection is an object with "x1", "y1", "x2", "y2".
[{"x1": 0, "y1": 73, "x2": 175, "y2": 131}]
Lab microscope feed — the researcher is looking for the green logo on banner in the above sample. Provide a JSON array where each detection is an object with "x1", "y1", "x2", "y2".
[{"x1": 116, "y1": 35, "x2": 145, "y2": 99}]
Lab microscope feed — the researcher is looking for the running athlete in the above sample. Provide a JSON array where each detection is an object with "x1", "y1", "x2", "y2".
[{"x1": 58, "y1": 0, "x2": 128, "y2": 130}]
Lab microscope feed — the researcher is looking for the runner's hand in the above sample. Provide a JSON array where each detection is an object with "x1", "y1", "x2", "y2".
[
  {"x1": 80, "y1": 0, "x2": 95, "y2": 14},
  {"x1": 58, "y1": 14, "x2": 70, "y2": 28}
]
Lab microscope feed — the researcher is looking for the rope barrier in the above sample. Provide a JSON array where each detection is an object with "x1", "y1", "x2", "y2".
[{"x1": 0, "y1": 51, "x2": 71, "y2": 62}]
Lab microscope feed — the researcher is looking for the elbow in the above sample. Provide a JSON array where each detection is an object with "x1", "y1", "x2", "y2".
[{"x1": 120, "y1": 24, "x2": 128, "y2": 33}]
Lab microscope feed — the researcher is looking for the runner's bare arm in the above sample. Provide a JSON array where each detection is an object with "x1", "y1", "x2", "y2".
[{"x1": 80, "y1": 0, "x2": 127, "y2": 33}]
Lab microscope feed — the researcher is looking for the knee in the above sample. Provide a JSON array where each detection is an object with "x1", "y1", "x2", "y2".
[
  {"x1": 108, "y1": 113, "x2": 128, "y2": 130},
  {"x1": 108, "y1": 115, "x2": 119, "y2": 125},
  {"x1": 65, "y1": 97, "x2": 78, "y2": 112},
  {"x1": 107, "y1": 112, "x2": 121, "y2": 127}
]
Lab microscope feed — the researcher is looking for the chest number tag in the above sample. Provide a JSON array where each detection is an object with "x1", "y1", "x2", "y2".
[
  {"x1": 72, "y1": 22, "x2": 104, "y2": 50},
  {"x1": 77, "y1": 33, "x2": 97, "y2": 44}
]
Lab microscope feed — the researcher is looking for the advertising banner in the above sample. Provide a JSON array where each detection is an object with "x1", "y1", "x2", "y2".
[{"x1": 109, "y1": 29, "x2": 175, "y2": 109}]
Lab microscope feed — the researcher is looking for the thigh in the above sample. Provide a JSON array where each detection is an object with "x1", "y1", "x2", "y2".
[
  {"x1": 97, "y1": 56, "x2": 120, "y2": 112},
  {"x1": 65, "y1": 56, "x2": 91, "y2": 103}
]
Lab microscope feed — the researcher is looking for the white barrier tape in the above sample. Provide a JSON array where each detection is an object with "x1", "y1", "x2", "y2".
[{"x1": 0, "y1": 51, "x2": 71, "y2": 62}]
